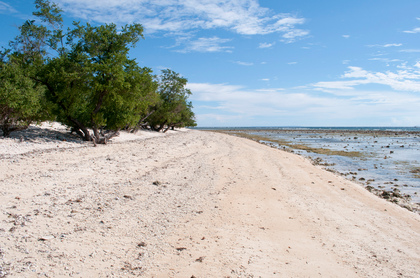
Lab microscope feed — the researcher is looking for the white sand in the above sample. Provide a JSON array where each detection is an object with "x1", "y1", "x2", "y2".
[{"x1": 0, "y1": 125, "x2": 419, "y2": 277}]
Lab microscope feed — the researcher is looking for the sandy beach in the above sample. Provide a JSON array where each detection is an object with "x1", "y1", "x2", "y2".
[{"x1": 1, "y1": 126, "x2": 419, "y2": 277}]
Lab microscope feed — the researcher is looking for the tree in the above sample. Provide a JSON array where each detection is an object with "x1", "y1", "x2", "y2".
[
  {"x1": 10, "y1": 0, "x2": 64, "y2": 60},
  {"x1": 38, "y1": 21, "x2": 158, "y2": 143},
  {"x1": 0, "y1": 0, "x2": 57, "y2": 137},
  {"x1": 0, "y1": 54, "x2": 46, "y2": 136},
  {"x1": 14, "y1": 0, "x2": 159, "y2": 143},
  {"x1": 147, "y1": 69, "x2": 196, "y2": 132},
  {"x1": 1, "y1": 0, "x2": 193, "y2": 141}
]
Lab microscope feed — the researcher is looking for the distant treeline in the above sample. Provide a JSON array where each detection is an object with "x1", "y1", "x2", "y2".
[{"x1": 0, "y1": 0, "x2": 196, "y2": 143}]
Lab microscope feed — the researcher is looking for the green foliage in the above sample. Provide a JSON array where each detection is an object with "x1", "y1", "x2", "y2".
[
  {"x1": 0, "y1": 55, "x2": 46, "y2": 136},
  {"x1": 0, "y1": 0, "x2": 195, "y2": 141},
  {"x1": 148, "y1": 69, "x2": 196, "y2": 132},
  {"x1": 0, "y1": 0, "x2": 60, "y2": 137},
  {"x1": 45, "y1": 56, "x2": 158, "y2": 140},
  {"x1": 33, "y1": 0, "x2": 63, "y2": 27},
  {"x1": 30, "y1": 1, "x2": 159, "y2": 142}
]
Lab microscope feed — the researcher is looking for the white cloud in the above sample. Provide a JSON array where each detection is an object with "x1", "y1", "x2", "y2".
[
  {"x1": 282, "y1": 29, "x2": 309, "y2": 42},
  {"x1": 259, "y1": 42, "x2": 274, "y2": 48},
  {"x1": 383, "y1": 43, "x2": 402, "y2": 47},
  {"x1": 368, "y1": 43, "x2": 402, "y2": 48},
  {"x1": 342, "y1": 35, "x2": 350, "y2": 39},
  {"x1": 55, "y1": 0, "x2": 308, "y2": 40},
  {"x1": 176, "y1": 37, "x2": 233, "y2": 53},
  {"x1": 400, "y1": 49, "x2": 420, "y2": 53},
  {"x1": 188, "y1": 81, "x2": 420, "y2": 126},
  {"x1": 0, "y1": 1, "x2": 17, "y2": 13},
  {"x1": 188, "y1": 82, "x2": 323, "y2": 115},
  {"x1": 369, "y1": 58, "x2": 403, "y2": 63},
  {"x1": 313, "y1": 65, "x2": 420, "y2": 93},
  {"x1": 403, "y1": 27, "x2": 420, "y2": 34},
  {"x1": 313, "y1": 80, "x2": 367, "y2": 91},
  {"x1": 234, "y1": 61, "x2": 254, "y2": 66}
]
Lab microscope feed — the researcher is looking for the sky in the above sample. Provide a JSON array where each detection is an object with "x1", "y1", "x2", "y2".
[{"x1": 1, "y1": 0, "x2": 420, "y2": 127}]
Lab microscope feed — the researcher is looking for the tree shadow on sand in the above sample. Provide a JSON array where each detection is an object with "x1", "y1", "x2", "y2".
[{"x1": 0, "y1": 124, "x2": 83, "y2": 144}]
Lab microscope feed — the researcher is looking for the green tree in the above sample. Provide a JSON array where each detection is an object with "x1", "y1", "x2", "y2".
[
  {"x1": 2, "y1": 0, "x2": 193, "y2": 142},
  {"x1": 0, "y1": 0, "x2": 57, "y2": 137},
  {"x1": 38, "y1": 21, "x2": 158, "y2": 143},
  {"x1": 10, "y1": 0, "x2": 64, "y2": 60},
  {"x1": 11, "y1": 0, "x2": 159, "y2": 143},
  {"x1": 148, "y1": 69, "x2": 196, "y2": 132},
  {"x1": 0, "y1": 53, "x2": 46, "y2": 136}
]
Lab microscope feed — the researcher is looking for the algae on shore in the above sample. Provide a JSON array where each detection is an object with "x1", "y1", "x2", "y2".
[
  {"x1": 214, "y1": 130, "x2": 364, "y2": 158},
  {"x1": 411, "y1": 167, "x2": 420, "y2": 179}
]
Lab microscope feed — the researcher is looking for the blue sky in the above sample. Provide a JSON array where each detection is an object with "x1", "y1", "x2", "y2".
[{"x1": 1, "y1": 0, "x2": 420, "y2": 127}]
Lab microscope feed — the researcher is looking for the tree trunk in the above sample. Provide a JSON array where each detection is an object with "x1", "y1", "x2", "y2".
[
  {"x1": 68, "y1": 117, "x2": 92, "y2": 141},
  {"x1": 156, "y1": 121, "x2": 167, "y2": 132},
  {"x1": 91, "y1": 126, "x2": 107, "y2": 145},
  {"x1": 163, "y1": 125, "x2": 172, "y2": 133},
  {"x1": 132, "y1": 110, "x2": 155, "y2": 133}
]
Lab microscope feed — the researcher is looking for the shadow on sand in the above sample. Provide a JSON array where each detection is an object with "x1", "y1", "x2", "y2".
[{"x1": 1, "y1": 125, "x2": 83, "y2": 144}]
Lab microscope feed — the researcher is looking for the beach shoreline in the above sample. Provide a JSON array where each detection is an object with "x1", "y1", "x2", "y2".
[
  {"x1": 1, "y1": 125, "x2": 419, "y2": 277},
  {"x1": 209, "y1": 128, "x2": 420, "y2": 213}
]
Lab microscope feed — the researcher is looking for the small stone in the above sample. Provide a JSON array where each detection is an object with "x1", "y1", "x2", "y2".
[
  {"x1": 39, "y1": 235, "x2": 55, "y2": 241},
  {"x1": 195, "y1": 256, "x2": 205, "y2": 262},
  {"x1": 137, "y1": 242, "x2": 147, "y2": 247}
]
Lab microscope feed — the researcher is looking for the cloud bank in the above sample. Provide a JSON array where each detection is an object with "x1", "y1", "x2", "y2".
[
  {"x1": 55, "y1": 0, "x2": 308, "y2": 43},
  {"x1": 188, "y1": 65, "x2": 420, "y2": 126},
  {"x1": 314, "y1": 66, "x2": 420, "y2": 93}
]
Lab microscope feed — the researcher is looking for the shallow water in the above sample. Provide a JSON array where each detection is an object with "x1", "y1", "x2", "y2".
[{"x1": 218, "y1": 128, "x2": 420, "y2": 204}]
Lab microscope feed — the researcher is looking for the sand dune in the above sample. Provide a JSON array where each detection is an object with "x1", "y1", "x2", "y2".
[{"x1": 0, "y1": 128, "x2": 419, "y2": 277}]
